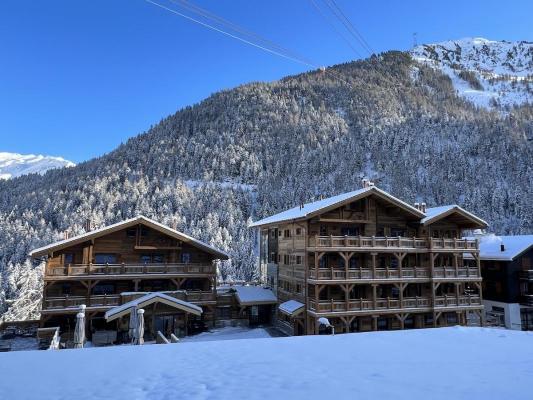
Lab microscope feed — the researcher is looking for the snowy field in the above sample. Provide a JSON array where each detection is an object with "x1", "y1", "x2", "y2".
[{"x1": 0, "y1": 327, "x2": 532, "y2": 400}]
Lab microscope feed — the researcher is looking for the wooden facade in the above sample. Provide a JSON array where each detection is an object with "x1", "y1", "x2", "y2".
[
  {"x1": 254, "y1": 183, "x2": 487, "y2": 336},
  {"x1": 31, "y1": 216, "x2": 229, "y2": 344}
]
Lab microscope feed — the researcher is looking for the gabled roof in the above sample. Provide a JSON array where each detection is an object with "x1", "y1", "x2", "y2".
[
  {"x1": 464, "y1": 234, "x2": 533, "y2": 261},
  {"x1": 104, "y1": 292, "x2": 203, "y2": 322},
  {"x1": 233, "y1": 285, "x2": 277, "y2": 306},
  {"x1": 421, "y1": 205, "x2": 488, "y2": 228},
  {"x1": 249, "y1": 186, "x2": 425, "y2": 228},
  {"x1": 29, "y1": 215, "x2": 229, "y2": 259},
  {"x1": 279, "y1": 300, "x2": 305, "y2": 317}
]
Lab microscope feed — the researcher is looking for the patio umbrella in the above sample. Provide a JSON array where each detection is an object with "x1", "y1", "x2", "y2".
[
  {"x1": 135, "y1": 309, "x2": 145, "y2": 345},
  {"x1": 73, "y1": 312, "x2": 86, "y2": 348},
  {"x1": 129, "y1": 306, "x2": 138, "y2": 343}
]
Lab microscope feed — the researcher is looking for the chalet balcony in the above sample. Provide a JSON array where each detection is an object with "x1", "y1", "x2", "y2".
[
  {"x1": 308, "y1": 236, "x2": 478, "y2": 251},
  {"x1": 434, "y1": 294, "x2": 482, "y2": 308},
  {"x1": 521, "y1": 294, "x2": 533, "y2": 306},
  {"x1": 308, "y1": 267, "x2": 430, "y2": 281},
  {"x1": 42, "y1": 290, "x2": 216, "y2": 311},
  {"x1": 45, "y1": 263, "x2": 215, "y2": 279},
  {"x1": 308, "y1": 266, "x2": 479, "y2": 281},
  {"x1": 520, "y1": 271, "x2": 533, "y2": 281},
  {"x1": 308, "y1": 297, "x2": 432, "y2": 313}
]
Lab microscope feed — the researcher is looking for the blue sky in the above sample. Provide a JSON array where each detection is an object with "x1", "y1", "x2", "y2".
[{"x1": 1, "y1": 0, "x2": 531, "y2": 162}]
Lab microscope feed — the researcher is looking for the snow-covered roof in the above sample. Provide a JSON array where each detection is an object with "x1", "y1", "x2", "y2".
[
  {"x1": 464, "y1": 234, "x2": 533, "y2": 261},
  {"x1": 278, "y1": 300, "x2": 305, "y2": 317},
  {"x1": 233, "y1": 286, "x2": 277, "y2": 306},
  {"x1": 29, "y1": 215, "x2": 229, "y2": 259},
  {"x1": 104, "y1": 292, "x2": 202, "y2": 322},
  {"x1": 421, "y1": 205, "x2": 488, "y2": 228},
  {"x1": 249, "y1": 186, "x2": 424, "y2": 227}
]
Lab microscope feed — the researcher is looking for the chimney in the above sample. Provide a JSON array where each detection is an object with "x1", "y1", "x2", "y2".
[
  {"x1": 85, "y1": 218, "x2": 92, "y2": 232},
  {"x1": 361, "y1": 178, "x2": 369, "y2": 188},
  {"x1": 421, "y1": 202, "x2": 427, "y2": 213},
  {"x1": 414, "y1": 202, "x2": 420, "y2": 211},
  {"x1": 500, "y1": 243, "x2": 505, "y2": 252},
  {"x1": 63, "y1": 231, "x2": 70, "y2": 240}
]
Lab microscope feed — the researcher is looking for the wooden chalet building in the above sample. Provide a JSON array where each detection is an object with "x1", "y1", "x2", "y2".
[
  {"x1": 30, "y1": 216, "x2": 235, "y2": 344},
  {"x1": 250, "y1": 181, "x2": 487, "y2": 336},
  {"x1": 465, "y1": 234, "x2": 533, "y2": 330}
]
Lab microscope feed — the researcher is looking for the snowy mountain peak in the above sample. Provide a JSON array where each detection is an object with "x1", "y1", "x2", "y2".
[
  {"x1": 0, "y1": 152, "x2": 75, "y2": 180},
  {"x1": 410, "y1": 37, "x2": 533, "y2": 109}
]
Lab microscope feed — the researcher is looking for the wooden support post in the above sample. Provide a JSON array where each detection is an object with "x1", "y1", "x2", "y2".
[
  {"x1": 371, "y1": 253, "x2": 377, "y2": 279},
  {"x1": 372, "y1": 284, "x2": 377, "y2": 310}
]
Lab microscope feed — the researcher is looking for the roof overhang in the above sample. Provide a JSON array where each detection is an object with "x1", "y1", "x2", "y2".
[
  {"x1": 422, "y1": 206, "x2": 488, "y2": 229},
  {"x1": 278, "y1": 300, "x2": 305, "y2": 317},
  {"x1": 29, "y1": 215, "x2": 229, "y2": 260},
  {"x1": 104, "y1": 292, "x2": 202, "y2": 322},
  {"x1": 250, "y1": 186, "x2": 425, "y2": 228}
]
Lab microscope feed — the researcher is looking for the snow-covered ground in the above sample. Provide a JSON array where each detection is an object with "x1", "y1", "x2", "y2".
[
  {"x1": 1, "y1": 327, "x2": 532, "y2": 400},
  {"x1": 411, "y1": 38, "x2": 532, "y2": 109},
  {"x1": 0, "y1": 152, "x2": 74, "y2": 180},
  {"x1": 182, "y1": 326, "x2": 274, "y2": 342}
]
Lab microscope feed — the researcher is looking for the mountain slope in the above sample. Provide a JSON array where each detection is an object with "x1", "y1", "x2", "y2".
[
  {"x1": 0, "y1": 45, "x2": 532, "y2": 321},
  {"x1": 411, "y1": 38, "x2": 533, "y2": 108},
  {"x1": 0, "y1": 152, "x2": 74, "y2": 180}
]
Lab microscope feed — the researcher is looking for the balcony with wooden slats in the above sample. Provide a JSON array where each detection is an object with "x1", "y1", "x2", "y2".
[
  {"x1": 308, "y1": 297, "x2": 432, "y2": 314},
  {"x1": 41, "y1": 290, "x2": 216, "y2": 313},
  {"x1": 44, "y1": 263, "x2": 215, "y2": 280},
  {"x1": 308, "y1": 235, "x2": 478, "y2": 252}
]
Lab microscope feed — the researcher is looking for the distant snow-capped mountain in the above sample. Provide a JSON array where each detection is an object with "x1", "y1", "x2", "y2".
[
  {"x1": 0, "y1": 152, "x2": 75, "y2": 180},
  {"x1": 411, "y1": 37, "x2": 532, "y2": 109}
]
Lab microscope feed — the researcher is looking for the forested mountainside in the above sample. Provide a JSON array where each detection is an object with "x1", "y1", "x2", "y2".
[{"x1": 1, "y1": 42, "x2": 532, "y2": 321}]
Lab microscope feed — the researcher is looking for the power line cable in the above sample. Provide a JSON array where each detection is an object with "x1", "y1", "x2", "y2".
[
  {"x1": 308, "y1": 0, "x2": 362, "y2": 58},
  {"x1": 322, "y1": 0, "x2": 374, "y2": 55},
  {"x1": 145, "y1": 0, "x2": 355, "y2": 88}
]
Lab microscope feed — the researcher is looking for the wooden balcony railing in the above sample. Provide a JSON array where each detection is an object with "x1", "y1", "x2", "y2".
[
  {"x1": 433, "y1": 266, "x2": 479, "y2": 279},
  {"x1": 43, "y1": 294, "x2": 121, "y2": 310},
  {"x1": 521, "y1": 294, "x2": 533, "y2": 306},
  {"x1": 520, "y1": 271, "x2": 533, "y2": 281},
  {"x1": 308, "y1": 236, "x2": 478, "y2": 250},
  {"x1": 308, "y1": 297, "x2": 432, "y2": 313},
  {"x1": 434, "y1": 294, "x2": 482, "y2": 307},
  {"x1": 43, "y1": 290, "x2": 216, "y2": 310},
  {"x1": 121, "y1": 290, "x2": 216, "y2": 304},
  {"x1": 308, "y1": 267, "x2": 431, "y2": 281},
  {"x1": 46, "y1": 263, "x2": 215, "y2": 277}
]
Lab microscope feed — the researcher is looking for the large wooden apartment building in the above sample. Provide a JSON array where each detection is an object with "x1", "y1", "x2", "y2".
[
  {"x1": 30, "y1": 216, "x2": 238, "y2": 344},
  {"x1": 250, "y1": 181, "x2": 487, "y2": 336}
]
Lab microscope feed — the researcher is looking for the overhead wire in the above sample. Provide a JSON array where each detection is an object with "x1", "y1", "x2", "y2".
[{"x1": 145, "y1": 0, "x2": 355, "y2": 88}]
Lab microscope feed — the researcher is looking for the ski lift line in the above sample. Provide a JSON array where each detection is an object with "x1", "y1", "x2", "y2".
[
  {"x1": 308, "y1": 0, "x2": 363, "y2": 58},
  {"x1": 145, "y1": 0, "x2": 316, "y2": 68},
  {"x1": 322, "y1": 0, "x2": 374, "y2": 55},
  {"x1": 326, "y1": 0, "x2": 374, "y2": 54},
  {"x1": 168, "y1": 0, "x2": 316, "y2": 66},
  {"x1": 145, "y1": 0, "x2": 355, "y2": 89}
]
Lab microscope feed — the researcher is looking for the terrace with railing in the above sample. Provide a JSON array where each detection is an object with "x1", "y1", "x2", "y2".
[
  {"x1": 42, "y1": 290, "x2": 216, "y2": 311},
  {"x1": 45, "y1": 263, "x2": 215, "y2": 279},
  {"x1": 308, "y1": 265, "x2": 479, "y2": 281},
  {"x1": 308, "y1": 236, "x2": 478, "y2": 251},
  {"x1": 308, "y1": 294, "x2": 481, "y2": 314}
]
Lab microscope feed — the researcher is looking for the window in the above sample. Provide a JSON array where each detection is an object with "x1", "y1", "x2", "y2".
[
  {"x1": 341, "y1": 227, "x2": 359, "y2": 236},
  {"x1": 432, "y1": 230, "x2": 440, "y2": 238},
  {"x1": 446, "y1": 313, "x2": 458, "y2": 325},
  {"x1": 284, "y1": 229, "x2": 291, "y2": 238},
  {"x1": 92, "y1": 283, "x2": 115, "y2": 295},
  {"x1": 63, "y1": 253, "x2": 74, "y2": 265},
  {"x1": 270, "y1": 229, "x2": 276, "y2": 238},
  {"x1": 349, "y1": 257, "x2": 358, "y2": 269},
  {"x1": 319, "y1": 225, "x2": 327, "y2": 236},
  {"x1": 295, "y1": 283, "x2": 302, "y2": 293},
  {"x1": 141, "y1": 254, "x2": 165, "y2": 264},
  {"x1": 284, "y1": 254, "x2": 290, "y2": 264},
  {"x1": 94, "y1": 253, "x2": 117, "y2": 264},
  {"x1": 295, "y1": 227, "x2": 302, "y2": 236},
  {"x1": 126, "y1": 228, "x2": 136, "y2": 238},
  {"x1": 390, "y1": 228, "x2": 405, "y2": 237},
  {"x1": 296, "y1": 255, "x2": 302, "y2": 265},
  {"x1": 181, "y1": 253, "x2": 191, "y2": 264},
  {"x1": 319, "y1": 255, "x2": 327, "y2": 268}
]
